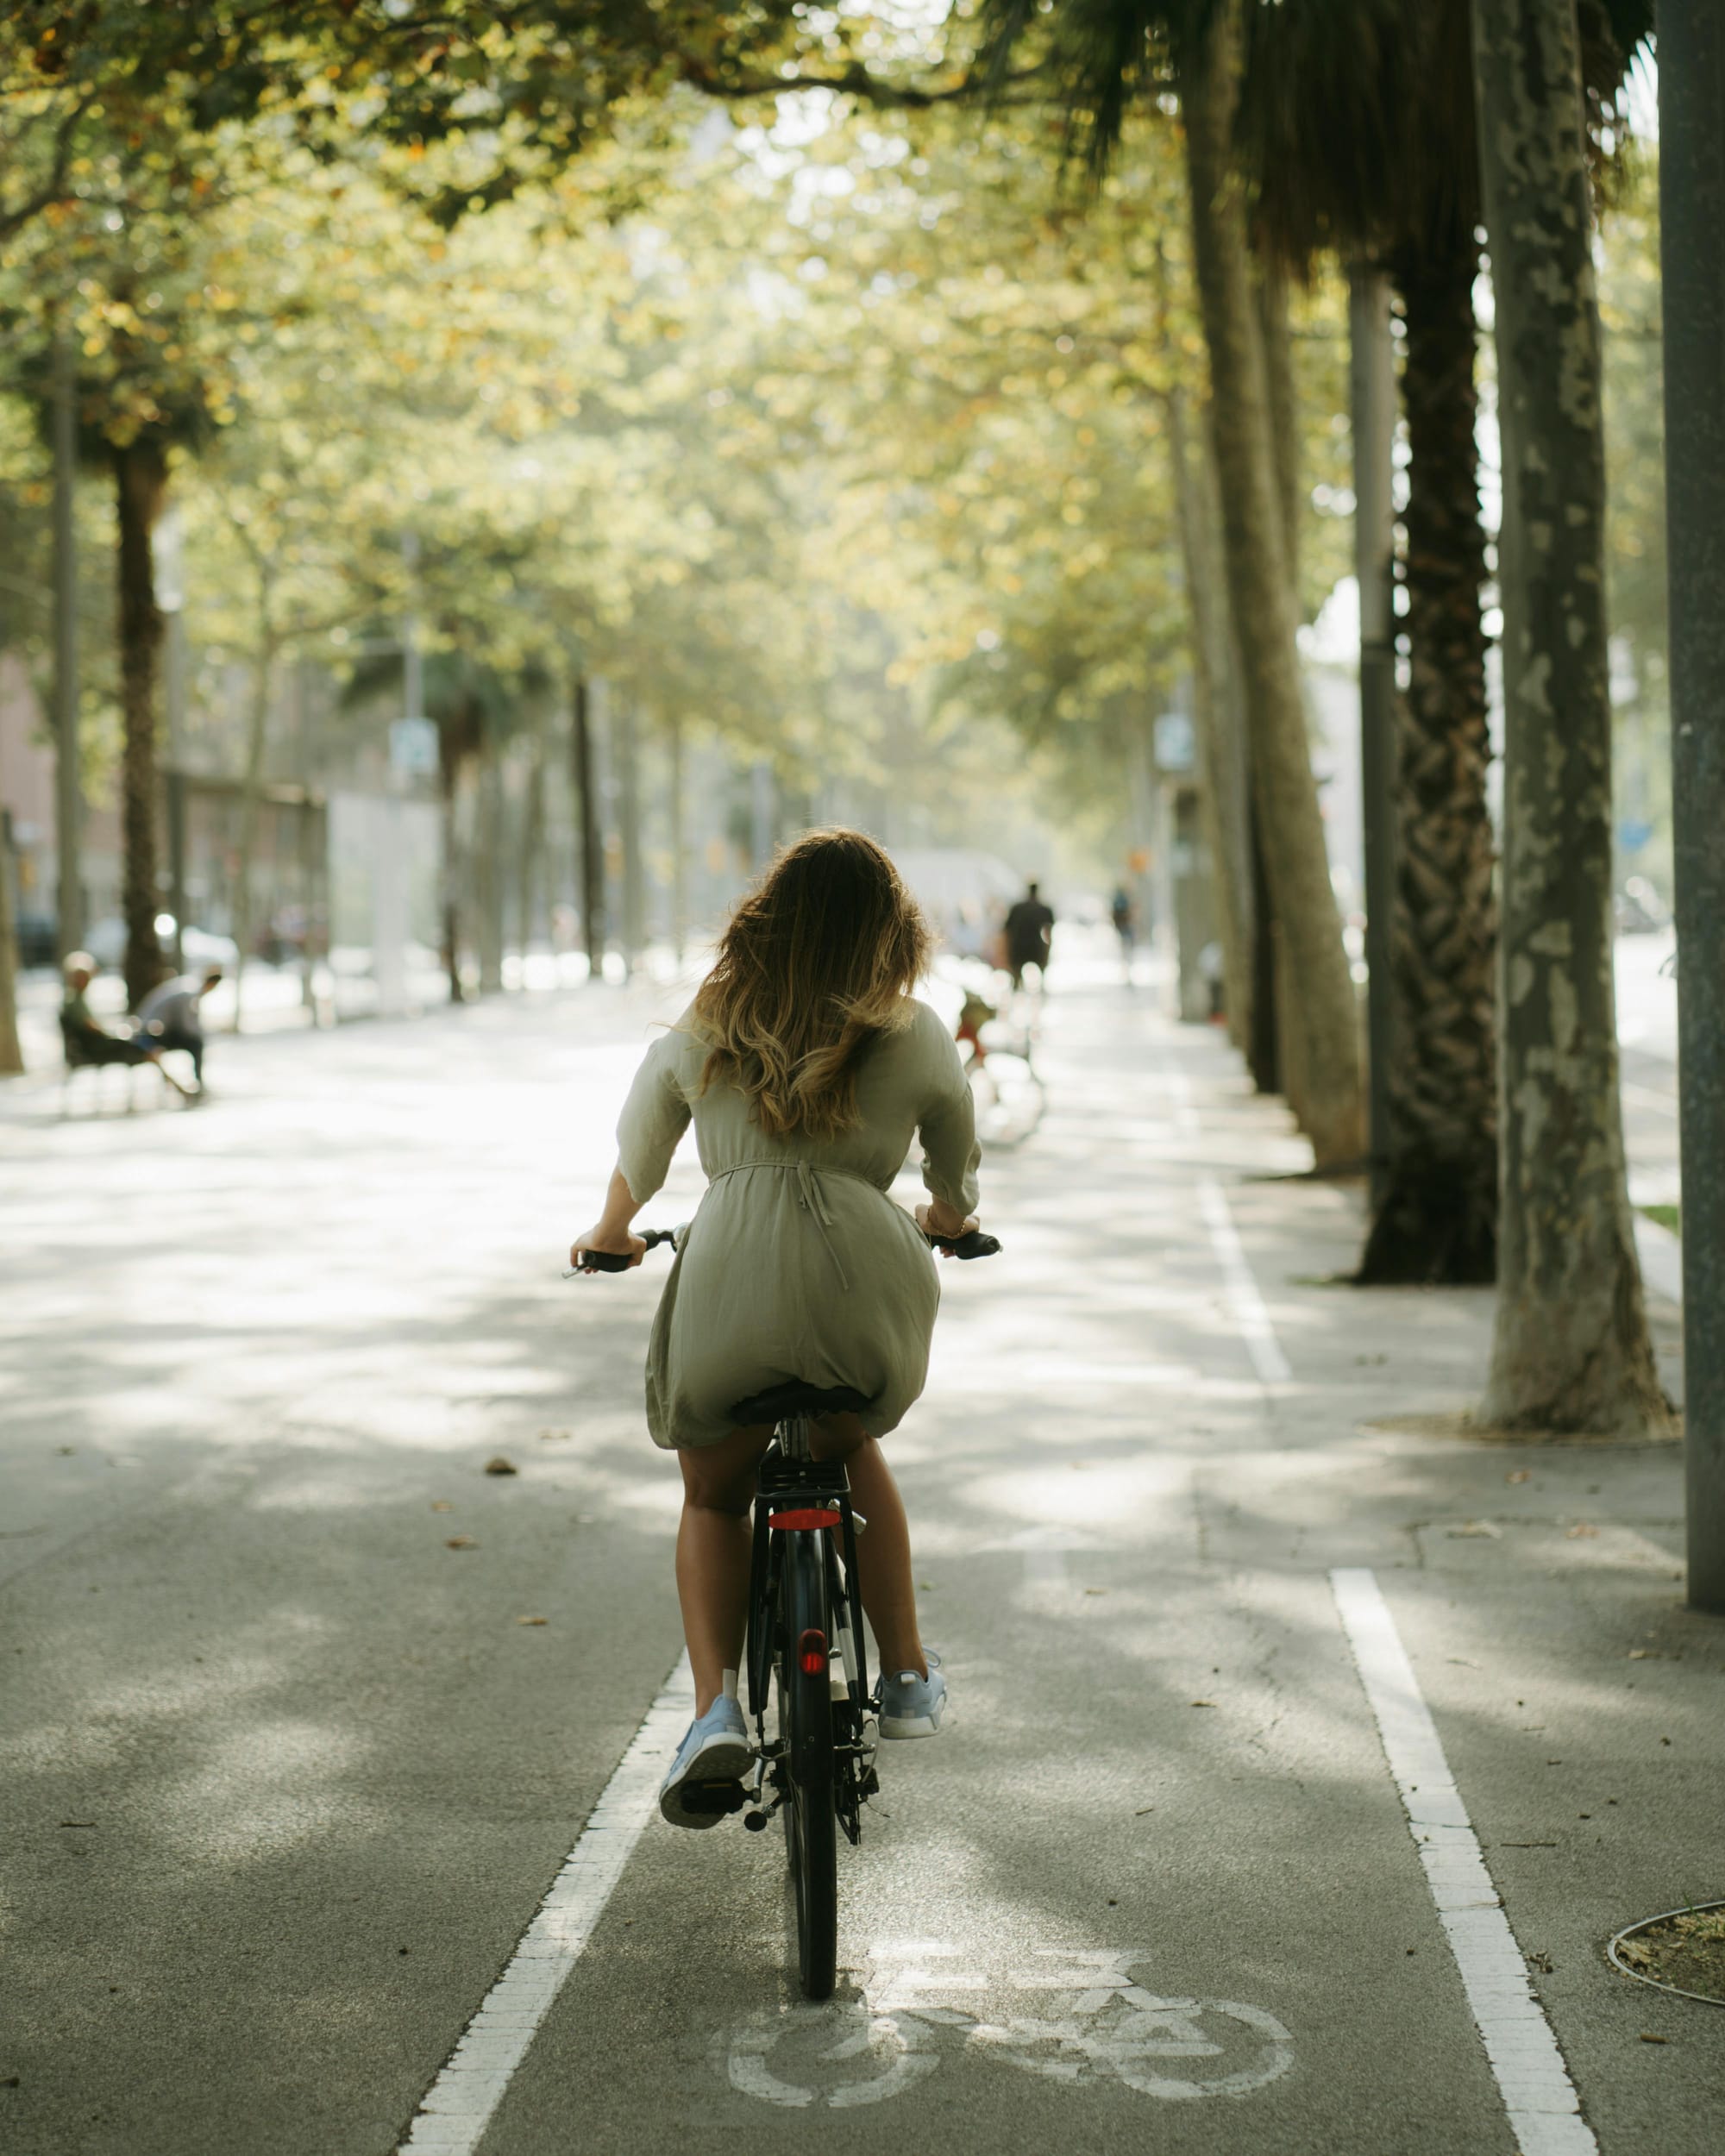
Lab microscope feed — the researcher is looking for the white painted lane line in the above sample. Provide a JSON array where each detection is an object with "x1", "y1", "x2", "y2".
[
  {"x1": 1197, "y1": 1178, "x2": 1291, "y2": 1387},
  {"x1": 1330, "y1": 1570, "x2": 1597, "y2": 2156},
  {"x1": 397, "y1": 1656, "x2": 693, "y2": 2156}
]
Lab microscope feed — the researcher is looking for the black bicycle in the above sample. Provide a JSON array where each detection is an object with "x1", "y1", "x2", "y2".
[{"x1": 572, "y1": 1217, "x2": 1000, "y2": 1997}]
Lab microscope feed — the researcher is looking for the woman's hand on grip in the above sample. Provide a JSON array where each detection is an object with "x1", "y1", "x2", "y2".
[
  {"x1": 916, "y1": 1200, "x2": 978, "y2": 1244},
  {"x1": 569, "y1": 1227, "x2": 647, "y2": 1272}
]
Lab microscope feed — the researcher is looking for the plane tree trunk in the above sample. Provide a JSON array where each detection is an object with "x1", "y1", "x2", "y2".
[
  {"x1": 1166, "y1": 383, "x2": 1253, "y2": 1054},
  {"x1": 114, "y1": 437, "x2": 168, "y2": 1011},
  {"x1": 1181, "y1": 0, "x2": 1364, "y2": 1168},
  {"x1": 1470, "y1": 0, "x2": 1665, "y2": 1432}
]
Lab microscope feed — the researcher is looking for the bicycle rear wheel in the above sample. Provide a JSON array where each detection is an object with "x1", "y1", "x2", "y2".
[{"x1": 776, "y1": 1530, "x2": 837, "y2": 2000}]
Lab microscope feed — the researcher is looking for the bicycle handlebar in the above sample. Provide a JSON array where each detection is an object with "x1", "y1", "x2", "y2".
[{"x1": 567, "y1": 1222, "x2": 1000, "y2": 1275}]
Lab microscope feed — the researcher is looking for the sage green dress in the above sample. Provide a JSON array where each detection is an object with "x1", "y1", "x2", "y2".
[{"x1": 616, "y1": 996, "x2": 982, "y2": 1451}]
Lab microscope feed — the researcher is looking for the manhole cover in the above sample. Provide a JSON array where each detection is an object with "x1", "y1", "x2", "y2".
[{"x1": 1608, "y1": 1902, "x2": 1725, "y2": 2007}]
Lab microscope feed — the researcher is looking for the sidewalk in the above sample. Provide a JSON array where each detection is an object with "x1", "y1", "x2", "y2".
[{"x1": 1149, "y1": 985, "x2": 1719, "y2": 2146}]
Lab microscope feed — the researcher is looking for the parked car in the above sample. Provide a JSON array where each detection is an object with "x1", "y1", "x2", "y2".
[
  {"x1": 83, "y1": 916, "x2": 240, "y2": 971},
  {"x1": 14, "y1": 911, "x2": 57, "y2": 968}
]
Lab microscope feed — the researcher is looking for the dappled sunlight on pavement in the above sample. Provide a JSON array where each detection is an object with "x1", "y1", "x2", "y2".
[{"x1": 1, "y1": 964, "x2": 1718, "y2": 2154}]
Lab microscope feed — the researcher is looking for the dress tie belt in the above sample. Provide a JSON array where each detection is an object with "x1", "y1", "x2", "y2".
[{"x1": 708, "y1": 1157, "x2": 888, "y2": 1294}]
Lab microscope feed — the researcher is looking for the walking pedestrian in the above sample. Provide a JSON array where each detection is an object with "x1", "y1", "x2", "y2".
[
  {"x1": 1001, "y1": 881, "x2": 1055, "y2": 993},
  {"x1": 135, "y1": 967, "x2": 223, "y2": 1092}
]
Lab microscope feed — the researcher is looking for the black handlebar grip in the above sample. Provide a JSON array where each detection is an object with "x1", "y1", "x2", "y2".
[
  {"x1": 925, "y1": 1228, "x2": 1001, "y2": 1260},
  {"x1": 578, "y1": 1248, "x2": 634, "y2": 1273}
]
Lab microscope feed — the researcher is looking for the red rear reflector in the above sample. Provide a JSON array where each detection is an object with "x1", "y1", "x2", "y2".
[
  {"x1": 768, "y1": 1507, "x2": 839, "y2": 1531},
  {"x1": 799, "y1": 1629, "x2": 828, "y2": 1677}
]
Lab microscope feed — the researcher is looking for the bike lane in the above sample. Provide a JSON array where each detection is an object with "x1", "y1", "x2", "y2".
[{"x1": 440, "y1": 975, "x2": 1520, "y2": 2156}]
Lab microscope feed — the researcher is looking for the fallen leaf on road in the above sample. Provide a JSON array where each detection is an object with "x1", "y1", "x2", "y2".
[
  {"x1": 1506, "y1": 1470, "x2": 1532, "y2": 1484},
  {"x1": 1628, "y1": 1648, "x2": 1649, "y2": 1659},
  {"x1": 430, "y1": 1501, "x2": 452, "y2": 1513},
  {"x1": 1190, "y1": 1699, "x2": 1217, "y2": 1708},
  {"x1": 517, "y1": 1615, "x2": 548, "y2": 1626},
  {"x1": 445, "y1": 1535, "x2": 479, "y2": 1551},
  {"x1": 1567, "y1": 1523, "x2": 1599, "y2": 1539},
  {"x1": 59, "y1": 1821, "x2": 96, "y2": 1829},
  {"x1": 1640, "y1": 2033, "x2": 1670, "y2": 2045},
  {"x1": 1447, "y1": 1657, "x2": 1480, "y2": 1667},
  {"x1": 1449, "y1": 1520, "x2": 1502, "y2": 1539},
  {"x1": 1527, "y1": 1951, "x2": 1553, "y2": 1972},
  {"x1": 1083, "y1": 1588, "x2": 1109, "y2": 1596},
  {"x1": 538, "y1": 1429, "x2": 572, "y2": 1441},
  {"x1": 484, "y1": 1457, "x2": 518, "y2": 1476}
]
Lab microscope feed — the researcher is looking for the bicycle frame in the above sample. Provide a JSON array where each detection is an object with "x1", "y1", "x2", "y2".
[{"x1": 744, "y1": 1416, "x2": 876, "y2": 1846}]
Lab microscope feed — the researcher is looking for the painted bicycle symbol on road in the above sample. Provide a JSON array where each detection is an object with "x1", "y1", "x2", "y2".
[{"x1": 719, "y1": 1943, "x2": 1294, "y2": 2109}]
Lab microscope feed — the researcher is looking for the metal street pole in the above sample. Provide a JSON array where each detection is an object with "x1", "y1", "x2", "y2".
[
  {"x1": 1350, "y1": 263, "x2": 1398, "y2": 1213},
  {"x1": 1660, "y1": 3, "x2": 1725, "y2": 1614},
  {"x1": 51, "y1": 327, "x2": 82, "y2": 958}
]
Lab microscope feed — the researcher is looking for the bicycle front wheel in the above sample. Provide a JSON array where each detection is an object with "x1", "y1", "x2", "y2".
[{"x1": 776, "y1": 1530, "x2": 837, "y2": 2000}]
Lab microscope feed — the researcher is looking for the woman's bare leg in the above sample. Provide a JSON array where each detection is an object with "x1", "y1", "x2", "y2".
[
  {"x1": 812, "y1": 1420, "x2": 926, "y2": 1681},
  {"x1": 676, "y1": 1426, "x2": 769, "y2": 1717}
]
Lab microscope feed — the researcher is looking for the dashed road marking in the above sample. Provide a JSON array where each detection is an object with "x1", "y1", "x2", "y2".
[
  {"x1": 1331, "y1": 1569, "x2": 1598, "y2": 2156},
  {"x1": 1197, "y1": 1178, "x2": 1292, "y2": 1387},
  {"x1": 397, "y1": 1657, "x2": 693, "y2": 2155}
]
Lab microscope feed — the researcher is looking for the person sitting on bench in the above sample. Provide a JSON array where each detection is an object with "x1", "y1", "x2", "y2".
[{"x1": 60, "y1": 953, "x2": 192, "y2": 1097}]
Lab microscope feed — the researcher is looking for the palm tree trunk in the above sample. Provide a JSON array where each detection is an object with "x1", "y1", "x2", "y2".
[
  {"x1": 1358, "y1": 231, "x2": 1498, "y2": 1282},
  {"x1": 1182, "y1": 0, "x2": 1363, "y2": 1168},
  {"x1": 113, "y1": 439, "x2": 167, "y2": 1011},
  {"x1": 1470, "y1": 0, "x2": 1665, "y2": 1432},
  {"x1": 1166, "y1": 384, "x2": 1252, "y2": 1051}
]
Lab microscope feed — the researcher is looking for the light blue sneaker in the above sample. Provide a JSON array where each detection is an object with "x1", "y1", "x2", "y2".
[
  {"x1": 878, "y1": 1651, "x2": 946, "y2": 1739},
  {"x1": 659, "y1": 1695, "x2": 752, "y2": 1828}
]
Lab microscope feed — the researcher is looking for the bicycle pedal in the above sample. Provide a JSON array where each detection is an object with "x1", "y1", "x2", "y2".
[{"x1": 681, "y1": 1779, "x2": 748, "y2": 1817}]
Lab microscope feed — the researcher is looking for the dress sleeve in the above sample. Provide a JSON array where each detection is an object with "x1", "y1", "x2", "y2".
[
  {"x1": 917, "y1": 1012, "x2": 982, "y2": 1215},
  {"x1": 616, "y1": 1033, "x2": 693, "y2": 1205}
]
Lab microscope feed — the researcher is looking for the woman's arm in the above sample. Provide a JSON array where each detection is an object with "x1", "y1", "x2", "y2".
[
  {"x1": 570, "y1": 1166, "x2": 648, "y2": 1271},
  {"x1": 916, "y1": 1009, "x2": 982, "y2": 1240},
  {"x1": 577, "y1": 1033, "x2": 693, "y2": 1269}
]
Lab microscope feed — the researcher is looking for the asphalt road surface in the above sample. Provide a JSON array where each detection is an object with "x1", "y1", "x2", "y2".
[{"x1": 3, "y1": 956, "x2": 1718, "y2": 2154}]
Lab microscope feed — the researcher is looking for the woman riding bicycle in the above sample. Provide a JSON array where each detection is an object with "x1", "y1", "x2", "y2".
[{"x1": 570, "y1": 829, "x2": 982, "y2": 1828}]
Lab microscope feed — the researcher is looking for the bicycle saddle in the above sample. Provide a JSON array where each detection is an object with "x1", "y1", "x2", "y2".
[{"x1": 728, "y1": 1380, "x2": 870, "y2": 1426}]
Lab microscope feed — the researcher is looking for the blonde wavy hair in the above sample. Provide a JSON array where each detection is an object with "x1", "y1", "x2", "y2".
[{"x1": 693, "y1": 827, "x2": 932, "y2": 1140}]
